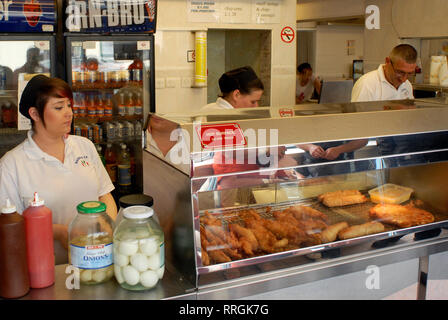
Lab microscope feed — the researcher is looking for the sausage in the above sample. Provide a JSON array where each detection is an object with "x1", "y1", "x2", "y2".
[{"x1": 337, "y1": 221, "x2": 385, "y2": 240}]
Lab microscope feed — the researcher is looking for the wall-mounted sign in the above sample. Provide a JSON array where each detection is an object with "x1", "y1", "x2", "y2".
[
  {"x1": 0, "y1": 0, "x2": 56, "y2": 33},
  {"x1": 195, "y1": 123, "x2": 247, "y2": 149},
  {"x1": 280, "y1": 26, "x2": 295, "y2": 43},
  {"x1": 65, "y1": 0, "x2": 157, "y2": 33}
]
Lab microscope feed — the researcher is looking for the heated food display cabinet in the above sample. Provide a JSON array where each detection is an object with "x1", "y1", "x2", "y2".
[{"x1": 143, "y1": 98, "x2": 448, "y2": 299}]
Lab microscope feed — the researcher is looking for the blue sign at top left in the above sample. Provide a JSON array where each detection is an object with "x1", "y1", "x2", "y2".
[{"x1": 0, "y1": 0, "x2": 57, "y2": 33}]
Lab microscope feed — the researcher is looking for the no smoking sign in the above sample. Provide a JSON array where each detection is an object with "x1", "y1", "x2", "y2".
[{"x1": 280, "y1": 26, "x2": 295, "y2": 43}]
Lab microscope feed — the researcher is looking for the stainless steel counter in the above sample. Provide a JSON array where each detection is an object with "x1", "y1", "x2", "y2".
[{"x1": 17, "y1": 265, "x2": 196, "y2": 300}]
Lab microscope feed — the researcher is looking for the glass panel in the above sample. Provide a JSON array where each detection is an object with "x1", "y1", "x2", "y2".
[
  {"x1": 0, "y1": 41, "x2": 51, "y2": 91},
  {"x1": 197, "y1": 162, "x2": 448, "y2": 268},
  {"x1": 69, "y1": 39, "x2": 151, "y2": 196}
]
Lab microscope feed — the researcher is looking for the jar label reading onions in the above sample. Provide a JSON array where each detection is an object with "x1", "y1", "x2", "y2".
[{"x1": 70, "y1": 243, "x2": 113, "y2": 269}]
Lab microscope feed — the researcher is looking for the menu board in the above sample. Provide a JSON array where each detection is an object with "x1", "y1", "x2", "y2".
[
  {"x1": 65, "y1": 0, "x2": 157, "y2": 33},
  {"x1": 0, "y1": 0, "x2": 56, "y2": 33}
]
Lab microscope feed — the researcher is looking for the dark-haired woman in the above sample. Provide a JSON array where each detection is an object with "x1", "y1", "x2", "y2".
[
  {"x1": 201, "y1": 66, "x2": 264, "y2": 111},
  {"x1": 0, "y1": 75, "x2": 116, "y2": 264},
  {"x1": 296, "y1": 63, "x2": 321, "y2": 104}
]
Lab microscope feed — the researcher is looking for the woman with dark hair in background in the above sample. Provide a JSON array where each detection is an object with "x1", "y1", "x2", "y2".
[
  {"x1": 201, "y1": 66, "x2": 264, "y2": 111},
  {"x1": 0, "y1": 75, "x2": 117, "y2": 264}
]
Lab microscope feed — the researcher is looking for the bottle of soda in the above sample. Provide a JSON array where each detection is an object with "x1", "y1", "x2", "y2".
[
  {"x1": 104, "y1": 143, "x2": 117, "y2": 184},
  {"x1": 134, "y1": 91, "x2": 143, "y2": 117},
  {"x1": 104, "y1": 93, "x2": 113, "y2": 119},
  {"x1": 126, "y1": 92, "x2": 135, "y2": 118},
  {"x1": 86, "y1": 93, "x2": 96, "y2": 121},
  {"x1": 2, "y1": 102, "x2": 16, "y2": 128},
  {"x1": 117, "y1": 143, "x2": 132, "y2": 194},
  {"x1": 0, "y1": 199, "x2": 30, "y2": 298},
  {"x1": 118, "y1": 92, "x2": 126, "y2": 117},
  {"x1": 22, "y1": 192, "x2": 54, "y2": 289},
  {"x1": 95, "y1": 93, "x2": 104, "y2": 120}
]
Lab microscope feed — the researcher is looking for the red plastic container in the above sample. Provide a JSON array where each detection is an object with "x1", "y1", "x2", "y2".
[{"x1": 23, "y1": 192, "x2": 55, "y2": 288}]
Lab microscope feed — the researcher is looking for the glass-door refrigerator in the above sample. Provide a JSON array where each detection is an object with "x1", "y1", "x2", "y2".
[
  {"x1": 0, "y1": 0, "x2": 57, "y2": 157},
  {"x1": 64, "y1": 0, "x2": 157, "y2": 200}
]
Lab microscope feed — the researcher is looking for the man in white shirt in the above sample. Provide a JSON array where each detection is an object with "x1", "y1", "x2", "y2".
[
  {"x1": 351, "y1": 44, "x2": 421, "y2": 167},
  {"x1": 351, "y1": 44, "x2": 417, "y2": 102}
]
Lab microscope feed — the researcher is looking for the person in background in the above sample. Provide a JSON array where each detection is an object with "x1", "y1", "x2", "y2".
[
  {"x1": 201, "y1": 66, "x2": 264, "y2": 111},
  {"x1": 296, "y1": 63, "x2": 321, "y2": 104},
  {"x1": 0, "y1": 75, "x2": 116, "y2": 264},
  {"x1": 351, "y1": 44, "x2": 417, "y2": 102},
  {"x1": 349, "y1": 44, "x2": 445, "y2": 166}
]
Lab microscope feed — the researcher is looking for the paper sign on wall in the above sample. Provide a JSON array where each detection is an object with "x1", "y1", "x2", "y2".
[
  {"x1": 253, "y1": 0, "x2": 280, "y2": 24},
  {"x1": 187, "y1": 0, "x2": 219, "y2": 23},
  {"x1": 221, "y1": 0, "x2": 251, "y2": 24}
]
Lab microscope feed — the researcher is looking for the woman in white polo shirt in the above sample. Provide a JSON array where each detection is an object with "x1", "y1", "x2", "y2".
[
  {"x1": 0, "y1": 75, "x2": 116, "y2": 264},
  {"x1": 201, "y1": 66, "x2": 264, "y2": 111}
]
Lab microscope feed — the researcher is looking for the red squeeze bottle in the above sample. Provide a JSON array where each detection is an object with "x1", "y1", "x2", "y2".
[
  {"x1": 23, "y1": 192, "x2": 55, "y2": 288},
  {"x1": 0, "y1": 199, "x2": 30, "y2": 298}
]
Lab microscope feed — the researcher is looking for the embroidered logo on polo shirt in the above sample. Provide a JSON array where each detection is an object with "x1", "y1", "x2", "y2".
[{"x1": 75, "y1": 155, "x2": 89, "y2": 167}]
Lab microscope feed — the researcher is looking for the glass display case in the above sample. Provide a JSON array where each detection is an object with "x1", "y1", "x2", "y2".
[{"x1": 142, "y1": 98, "x2": 448, "y2": 292}]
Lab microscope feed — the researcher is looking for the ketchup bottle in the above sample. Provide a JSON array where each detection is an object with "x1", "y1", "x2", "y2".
[
  {"x1": 23, "y1": 192, "x2": 55, "y2": 288},
  {"x1": 0, "y1": 199, "x2": 30, "y2": 298}
]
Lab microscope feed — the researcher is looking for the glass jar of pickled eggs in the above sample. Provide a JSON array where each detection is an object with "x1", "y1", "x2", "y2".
[
  {"x1": 113, "y1": 205, "x2": 165, "y2": 291},
  {"x1": 68, "y1": 201, "x2": 115, "y2": 285}
]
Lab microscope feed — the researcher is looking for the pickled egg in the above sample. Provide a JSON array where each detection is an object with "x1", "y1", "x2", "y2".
[
  {"x1": 156, "y1": 265, "x2": 165, "y2": 279},
  {"x1": 119, "y1": 239, "x2": 139, "y2": 256},
  {"x1": 130, "y1": 253, "x2": 149, "y2": 272},
  {"x1": 140, "y1": 270, "x2": 158, "y2": 288},
  {"x1": 139, "y1": 238, "x2": 158, "y2": 256},
  {"x1": 114, "y1": 265, "x2": 124, "y2": 284},
  {"x1": 115, "y1": 252, "x2": 129, "y2": 267},
  {"x1": 147, "y1": 253, "x2": 161, "y2": 270},
  {"x1": 122, "y1": 265, "x2": 140, "y2": 286}
]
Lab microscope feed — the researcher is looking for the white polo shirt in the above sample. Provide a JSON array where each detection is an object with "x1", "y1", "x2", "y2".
[
  {"x1": 351, "y1": 64, "x2": 414, "y2": 102},
  {"x1": 200, "y1": 97, "x2": 234, "y2": 111},
  {"x1": 0, "y1": 131, "x2": 114, "y2": 226}
]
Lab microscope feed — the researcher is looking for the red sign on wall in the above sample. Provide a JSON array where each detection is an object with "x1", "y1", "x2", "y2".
[{"x1": 195, "y1": 123, "x2": 247, "y2": 149}]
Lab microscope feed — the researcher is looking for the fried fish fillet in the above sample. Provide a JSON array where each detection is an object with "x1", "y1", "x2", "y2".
[
  {"x1": 369, "y1": 203, "x2": 435, "y2": 228},
  {"x1": 320, "y1": 222, "x2": 349, "y2": 243},
  {"x1": 318, "y1": 190, "x2": 368, "y2": 207},
  {"x1": 284, "y1": 205, "x2": 329, "y2": 222}
]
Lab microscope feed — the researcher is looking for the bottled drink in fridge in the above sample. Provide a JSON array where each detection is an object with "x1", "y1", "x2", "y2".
[
  {"x1": 117, "y1": 143, "x2": 132, "y2": 193},
  {"x1": 104, "y1": 93, "x2": 113, "y2": 119},
  {"x1": 126, "y1": 92, "x2": 135, "y2": 117},
  {"x1": 134, "y1": 92, "x2": 143, "y2": 116},
  {"x1": 118, "y1": 92, "x2": 126, "y2": 117},
  {"x1": 105, "y1": 143, "x2": 117, "y2": 183},
  {"x1": 22, "y1": 192, "x2": 54, "y2": 288},
  {"x1": 0, "y1": 199, "x2": 30, "y2": 299}
]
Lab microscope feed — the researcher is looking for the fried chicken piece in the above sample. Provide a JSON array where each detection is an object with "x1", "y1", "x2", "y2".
[
  {"x1": 239, "y1": 209, "x2": 263, "y2": 221},
  {"x1": 201, "y1": 247, "x2": 210, "y2": 266},
  {"x1": 244, "y1": 218, "x2": 288, "y2": 253},
  {"x1": 285, "y1": 205, "x2": 329, "y2": 222},
  {"x1": 200, "y1": 211, "x2": 222, "y2": 226},
  {"x1": 369, "y1": 203, "x2": 435, "y2": 228},
  {"x1": 261, "y1": 218, "x2": 309, "y2": 246},
  {"x1": 206, "y1": 225, "x2": 241, "y2": 251},
  {"x1": 201, "y1": 225, "x2": 242, "y2": 261},
  {"x1": 229, "y1": 224, "x2": 259, "y2": 256},
  {"x1": 208, "y1": 250, "x2": 232, "y2": 263}
]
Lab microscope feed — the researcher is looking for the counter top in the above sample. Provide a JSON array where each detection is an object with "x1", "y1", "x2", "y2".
[{"x1": 17, "y1": 264, "x2": 196, "y2": 300}]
